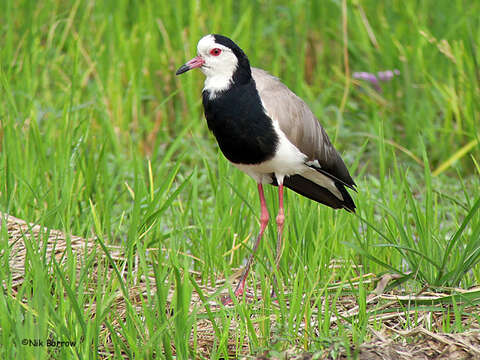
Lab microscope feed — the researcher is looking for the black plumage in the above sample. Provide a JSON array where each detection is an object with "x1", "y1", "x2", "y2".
[{"x1": 202, "y1": 84, "x2": 279, "y2": 165}]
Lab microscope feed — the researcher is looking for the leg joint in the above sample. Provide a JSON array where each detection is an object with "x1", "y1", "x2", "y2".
[
  {"x1": 260, "y1": 212, "x2": 270, "y2": 224},
  {"x1": 276, "y1": 212, "x2": 285, "y2": 227}
]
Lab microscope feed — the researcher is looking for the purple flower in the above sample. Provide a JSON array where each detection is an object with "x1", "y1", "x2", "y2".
[{"x1": 353, "y1": 69, "x2": 400, "y2": 92}]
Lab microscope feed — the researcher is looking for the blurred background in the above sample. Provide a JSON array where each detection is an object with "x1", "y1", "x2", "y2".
[
  {"x1": 1, "y1": 0, "x2": 479, "y2": 357},
  {"x1": 1, "y1": 0, "x2": 478, "y2": 268}
]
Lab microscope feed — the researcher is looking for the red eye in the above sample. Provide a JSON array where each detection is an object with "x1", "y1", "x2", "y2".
[{"x1": 210, "y1": 48, "x2": 222, "y2": 56}]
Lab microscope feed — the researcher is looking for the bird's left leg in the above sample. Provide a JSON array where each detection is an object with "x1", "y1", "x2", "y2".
[
  {"x1": 274, "y1": 182, "x2": 285, "y2": 268},
  {"x1": 271, "y1": 181, "x2": 285, "y2": 297}
]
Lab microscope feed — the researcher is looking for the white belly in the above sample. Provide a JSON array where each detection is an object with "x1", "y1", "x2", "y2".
[{"x1": 233, "y1": 120, "x2": 307, "y2": 184}]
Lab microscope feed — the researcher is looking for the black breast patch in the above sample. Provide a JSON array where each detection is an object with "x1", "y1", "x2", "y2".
[{"x1": 202, "y1": 80, "x2": 279, "y2": 165}]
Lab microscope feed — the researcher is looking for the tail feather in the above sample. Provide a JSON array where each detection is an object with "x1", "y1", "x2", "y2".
[{"x1": 280, "y1": 174, "x2": 356, "y2": 212}]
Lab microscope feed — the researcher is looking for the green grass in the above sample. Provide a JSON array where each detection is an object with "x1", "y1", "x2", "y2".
[{"x1": 1, "y1": 0, "x2": 480, "y2": 358}]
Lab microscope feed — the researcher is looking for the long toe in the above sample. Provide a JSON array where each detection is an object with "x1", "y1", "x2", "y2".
[
  {"x1": 221, "y1": 288, "x2": 256, "y2": 306},
  {"x1": 221, "y1": 294, "x2": 234, "y2": 306}
]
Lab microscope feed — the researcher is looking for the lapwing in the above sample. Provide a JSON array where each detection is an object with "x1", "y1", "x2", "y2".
[{"x1": 176, "y1": 34, "x2": 356, "y2": 304}]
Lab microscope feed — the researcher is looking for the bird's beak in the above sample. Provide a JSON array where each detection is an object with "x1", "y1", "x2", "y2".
[{"x1": 176, "y1": 56, "x2": 205, "y2": 75}]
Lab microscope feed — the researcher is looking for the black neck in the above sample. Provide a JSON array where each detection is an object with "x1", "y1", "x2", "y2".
[{"x1": 231, "y1": 56, "x2": 252, "y2": 85}]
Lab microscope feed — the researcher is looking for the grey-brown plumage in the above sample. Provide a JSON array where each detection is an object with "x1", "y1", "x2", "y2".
[{"x1": 252, "y1": 68, "x2": 356, "y2": 211}]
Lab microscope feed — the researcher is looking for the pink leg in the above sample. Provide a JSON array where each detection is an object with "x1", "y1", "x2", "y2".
[
  {"x1": 274, "y1": 183, "x2": 285, "y2": 268},
  {"x1": 271, "y1": 183, "x2": 285, "y2": 298},
  {"x1": 222, "y1": 183, "x2": 269, "y2": 305}
]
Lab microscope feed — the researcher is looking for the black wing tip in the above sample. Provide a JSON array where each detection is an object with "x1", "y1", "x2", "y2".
[
  {"x1": 345, "y1": 182, "x2": 357, "y2": 193},
  {"x1": 341, "y1": 199, "x2": 356, "y2": 213},
  {"x1": 303, "y1": 165, "x2": 357, "y2": 209},
  {"x1": 281, "y1": 174, "x2": 356, "y2": 212},
  {"x1": 314, "y1": 166, "x2": 357, "y2": 192},
  {"x1": 350, "y1": 180, "x2": 358, "y2": 192},
  {"x1": 336, "y1": 181, "x2": 356, "y2": 213}
]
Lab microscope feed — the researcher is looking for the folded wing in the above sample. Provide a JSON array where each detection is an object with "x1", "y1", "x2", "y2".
[{"x1": 253, "y1": 68, "x2": 356, "y2": 212}]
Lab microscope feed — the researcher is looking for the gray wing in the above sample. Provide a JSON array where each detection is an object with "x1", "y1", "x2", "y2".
[{"x1": 252, "y1": 68, "x2": 355, "y2": 188}]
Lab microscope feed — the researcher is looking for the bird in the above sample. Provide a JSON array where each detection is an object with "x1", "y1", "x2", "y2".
[{"x1": 176, "y1": 34, "x2": 356, "y2": 305}]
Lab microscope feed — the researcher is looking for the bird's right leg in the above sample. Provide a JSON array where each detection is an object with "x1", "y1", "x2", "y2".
[{"x1": 222, "y1": 183, "x2": 269, "y2": 305}]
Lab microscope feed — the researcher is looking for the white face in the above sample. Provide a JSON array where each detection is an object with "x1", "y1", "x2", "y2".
[{"x1": 197, "y1": 35, "x2": 239, "y2": 95}]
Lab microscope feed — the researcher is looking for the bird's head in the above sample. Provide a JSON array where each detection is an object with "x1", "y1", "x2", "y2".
[{"x1": 176, "y1": 34, "x2": 251, "y2": 94}]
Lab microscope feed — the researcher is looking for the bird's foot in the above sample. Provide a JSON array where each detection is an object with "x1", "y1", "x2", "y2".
[
  {"x1": 220, "y1": 294, "x2": 235, "y2": 306},
  {"x1": 221, "y1": 284, "x2": 253, "y2": 305}
]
